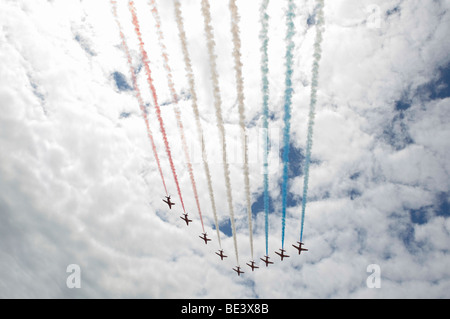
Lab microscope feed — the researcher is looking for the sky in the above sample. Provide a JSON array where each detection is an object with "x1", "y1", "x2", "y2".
[{"x1": 0, "y1": 0, "x2": 449, "y2": 298}]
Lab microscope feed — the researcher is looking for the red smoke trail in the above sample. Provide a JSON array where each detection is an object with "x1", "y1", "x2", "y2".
[
  {"x1": 149, "y1": 0, "x2": 205, "y2": 231},
  {"x1": 110, "y1": 0, "x2": 168, "y2": 196},
  {"x1": 128, "y1": 1, "x2": 186, "y2": 214}
]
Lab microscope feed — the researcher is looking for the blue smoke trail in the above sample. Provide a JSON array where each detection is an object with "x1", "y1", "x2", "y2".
[
  {"x1": 260, "y1": 0, "x2": 270, "y2": 256},
  {"x1": 281, "y1": 0, "x2": 296, "y2": 250},
  {"x1": 300, "y1": 0, "x2": 325, "y2": 242}
]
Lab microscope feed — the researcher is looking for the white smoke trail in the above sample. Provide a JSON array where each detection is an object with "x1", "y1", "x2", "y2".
[
  {"x1": 281, "y1": 0, "x2": 296, "y2": 250},
  {"x1": 173, "y1": 0, "x2": 222, "y2": 248},
  {"x1": 300, "y1": 0, "x2": 325, "y2": 242},
  {"x1": 201, "y1": 0, "x2": 239, "y2": 265},
  {"x1": 228, "y1": 0, "x2": 254, "y2": 260},
  {"x1": 259, "y1": 0, "x2": 270, "y2": 257}
]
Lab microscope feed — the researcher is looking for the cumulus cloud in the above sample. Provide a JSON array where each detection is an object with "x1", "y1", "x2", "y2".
[{"x1": 0, "y1": 0, "x2": 449, "y2": 298}]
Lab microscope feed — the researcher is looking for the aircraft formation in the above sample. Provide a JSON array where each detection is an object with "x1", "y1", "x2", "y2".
[
  {"x1": 110, "y1": 0, "x2": 325, "y2": 278},
  {"x1": 163, "y1": 196, "x2": 308, "y2": 277}
]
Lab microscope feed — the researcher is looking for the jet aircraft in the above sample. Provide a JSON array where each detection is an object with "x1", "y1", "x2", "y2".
[
  {"x1": 162, "y1": 196, "x2": 175, "y2": 209},
  {"x1": 260, "y1": 255, "x2": 274, "y2": 267},
  {"x1": 180, "y1": 213, "x2": 192, "y2": 226},
  {"x1": 292, "y1": 242, "x2": 308, "y2": 255},
  {"x1": 199, "y1": 233, "x2": 211, "y2": 244},
  {"x1": 215, "y1": 250, "x2": 227, "y2": 260},
  {"x1": 233, "y1": 266, "x2": 244, "y2": 276},
  {"x1": 246, "y1": 260, "x2": 259, "y2": 271},
  {"x1": 275, "y1": 249, "x2": 290, "y2": 261}
]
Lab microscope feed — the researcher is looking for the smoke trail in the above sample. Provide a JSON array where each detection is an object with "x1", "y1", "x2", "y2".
[
  {"x1": 228, "y1": 0, "x2": 254, "y2": 260},
  {"x1": 201, "y1": 0, "x2": 239, "y2": 265},
  {"x1": 300, "y1": 0, "x2": 325, "y2": 242},
  {"x1": 128, "y1": 0, "x2": 187, "y2": 214},
  {"x1": 149, "y1": 0, "x2": 205, "y2": 232},
  {"x1": 110, "y1": 0, "x2": 168, "y2": 197},
  {"x1": 259, "y1": 0, "x2": 270, "y2": 256},
  {"x1": 173, "y1": 0, "x2": 222, "y2": 246},
  {"x1": 280, "y1": 0, "x2": 296, "y2": 250}
]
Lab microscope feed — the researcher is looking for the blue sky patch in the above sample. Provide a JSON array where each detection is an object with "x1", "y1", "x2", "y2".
[
  {"x1": 113, "y1": 71, "x2": 132, "y2": 91},
  {"x1": 349, "y1": 189, "x2": 362, "y2": 200},
  {"x1": 431, "y1": 64, "x2": 450, "y2": 99},
  {"x1": 74, "y1": 34, "x2": 96, "y2": 56},
  {"x1": 386, "y1": 6, "x2": 401, "y2": 17},
  {"x1": 119, "y1": 112, "x2": 131, "y2": 119},
  {"x1": 409, "y1": 206, "x2": 431, "y2": 225},
  {"x1": 383, "y1": 112, "x2": 414, "y2": 150},
  {"x1": 436, "y1": 191, "x2": 450, "y2": 218},
  {"x1": 278, "y1": 143, "x2": 306, "y2": 179},
  {"x1": 395, "y1": 99, "x2": 411, "y2": 111},
  {"x1": 215, "y1": 218, "x2": 232, "y2": 238},
  {"x1": 416, "y1": 63, "x2": 450, "y2": 101}
]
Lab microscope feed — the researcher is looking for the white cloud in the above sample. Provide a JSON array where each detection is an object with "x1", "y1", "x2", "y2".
[{"x1": 0, "y1": 0, "x2": 449, "y2": 299}]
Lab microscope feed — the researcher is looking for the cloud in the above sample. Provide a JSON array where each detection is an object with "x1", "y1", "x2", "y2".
[{"x1": 0, "y1": 0, "x2": 449, "y2": 299}]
